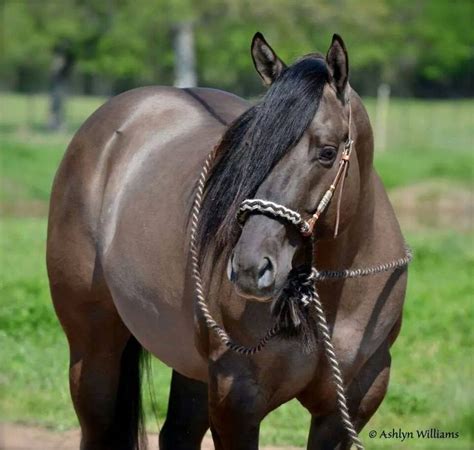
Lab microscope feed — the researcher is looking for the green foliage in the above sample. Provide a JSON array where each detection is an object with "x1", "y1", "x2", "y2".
[
  {"x1": 1, "y1": 0, "x2": 472, "y2": 96},
  {"x1": 411, "y1": 0, "x2": 473, "y2": 82}
]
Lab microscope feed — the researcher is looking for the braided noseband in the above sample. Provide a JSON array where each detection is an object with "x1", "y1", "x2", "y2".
[
  {"x1": 238, "y1": 199, "x2": 307, "y2": 232},
  {"x1": 189, "y1": 101, "x2": 412, "y2": 450}
]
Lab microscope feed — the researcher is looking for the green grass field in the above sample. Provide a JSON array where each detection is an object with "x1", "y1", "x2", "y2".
[{"x1": 0, "y1": 93, "x2": 473, "y2": 448}]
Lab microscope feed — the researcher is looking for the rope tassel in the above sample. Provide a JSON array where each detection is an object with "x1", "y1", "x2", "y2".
[{"x1": 271, "y1": 267, "x2": 319, "y2": 353}]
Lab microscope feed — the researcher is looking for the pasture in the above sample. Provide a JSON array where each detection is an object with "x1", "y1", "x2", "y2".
[{"x1": 0, "y1": 93, "x2": 472, "y2": 448}]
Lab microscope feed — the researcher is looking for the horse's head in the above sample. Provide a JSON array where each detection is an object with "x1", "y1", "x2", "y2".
[{"x1": 198, "y1": 33, "x2": 361, "y2": 301}]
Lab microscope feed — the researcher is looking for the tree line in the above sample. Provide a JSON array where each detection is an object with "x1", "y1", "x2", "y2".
[{"x1": 1, "y1": 0, "x2": 472, "y2": 100}]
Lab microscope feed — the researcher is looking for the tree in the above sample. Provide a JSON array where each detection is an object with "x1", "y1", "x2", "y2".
[{"x1": 1, "y1": 0, "x2": 472, "y2": 105}]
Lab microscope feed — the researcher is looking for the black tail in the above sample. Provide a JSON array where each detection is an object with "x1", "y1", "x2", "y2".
[{"x1": 113, "y1": 335, "x2": 149, "y2": 450}]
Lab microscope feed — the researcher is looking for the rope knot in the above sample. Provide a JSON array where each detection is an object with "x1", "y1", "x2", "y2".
[{"x1": 271, "y1": 266, "x2": 319, "y2": 353}]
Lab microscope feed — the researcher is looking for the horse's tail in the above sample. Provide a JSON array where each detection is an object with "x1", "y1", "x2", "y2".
[{"x1": 114, "y1": 335, "x2": 149, "y2": 450}]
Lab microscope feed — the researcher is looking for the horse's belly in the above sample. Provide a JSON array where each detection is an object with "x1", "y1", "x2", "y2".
[
  {"x1": 100, "y1": 138, "x2": 213, "y2": 381},
  {"x1": 98, "y1": 129, "x2": 221, "y2": 383},
  {"x1": 109, "y1": 284, "x2": 208, "y2": 381}
]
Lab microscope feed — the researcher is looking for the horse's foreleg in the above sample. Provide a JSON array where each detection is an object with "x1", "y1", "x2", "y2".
[
  {"x1": 302, "y1": 343, "x2": 391, "y2": 450},
  {"x1": 159, "y1": 370, "x2": 209, "y2": 449},
  {"x1": 208, "y1": 359, "x2": 266, "y2": 450}
]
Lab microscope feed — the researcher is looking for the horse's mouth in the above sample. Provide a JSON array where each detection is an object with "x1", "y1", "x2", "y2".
[{"x1": 234, "y1": 288, "x2": 274, "y2": 303}]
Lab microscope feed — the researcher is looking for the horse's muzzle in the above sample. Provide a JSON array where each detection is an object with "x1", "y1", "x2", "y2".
[{"x1": 227, "y1": 252, "x2": 276, "y2": 301}]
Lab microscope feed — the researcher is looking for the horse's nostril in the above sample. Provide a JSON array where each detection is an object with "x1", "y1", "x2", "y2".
[
  {"x1": 257, "y1": 257, "x2": 272, "y2": 278},
  {"x1": 227, "y1": 253, "x2": 237, "y2": 282},
  {"x1": 257, "y1": 257, "x2": 275, "y2": 289}
]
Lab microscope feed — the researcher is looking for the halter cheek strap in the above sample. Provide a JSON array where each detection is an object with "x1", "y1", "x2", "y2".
[{"x1": 302, "y1": 134, "x2": 353, "y2": 238}]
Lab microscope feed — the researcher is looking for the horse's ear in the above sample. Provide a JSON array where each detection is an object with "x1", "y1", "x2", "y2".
[
  {"x1": 326, "y1": 34, "x2": 349, "y2": 98},
  {"x1": 251, "y1": 32, "x2": 287, "y2": 86}
]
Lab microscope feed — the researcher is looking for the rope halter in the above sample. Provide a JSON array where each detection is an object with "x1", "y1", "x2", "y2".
[
  {"x1": 238, "y1": 101, "x2": 354, "y2": 239},
  {"x1": 237, "y1": 199, "x2": 307, "y2": 233}
]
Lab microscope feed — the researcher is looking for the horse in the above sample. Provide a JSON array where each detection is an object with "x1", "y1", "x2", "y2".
[{"x1": 47, "y1": 32, "x2": 409, "y2": 450}]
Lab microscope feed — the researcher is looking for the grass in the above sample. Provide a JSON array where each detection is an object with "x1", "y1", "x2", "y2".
[
  {"x1": 363, "y1": 98, "x2": 474, "y2": 154},
  {"x1": 1, "y1": 140, "x2": 64, "y2": 204},
  {"x1": 0, "y1": 218, "x2": 472, "y2": 447},
  {"x1": 0, "y1": 92, "x2": 105, "y2": 136},
  {"x1": 0, "y1": 92, "x2": 473, "y2": 448},
  {"x1": 374, "y1": 147, "x2": 472, "y2": 190}
]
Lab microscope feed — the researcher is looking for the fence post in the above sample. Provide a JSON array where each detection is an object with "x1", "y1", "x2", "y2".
[
  {"x1": 173, "y1": 21, "x2": 197, "y2": 88},
  {"x1": 375, "y1": 83, "x2": 390, "y2": 151}
]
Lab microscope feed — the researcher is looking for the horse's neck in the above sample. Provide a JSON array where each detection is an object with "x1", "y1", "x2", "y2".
[
  {"x1": 315, "y1": 165, "x2": 405, "y2": 277},
  {"x1": 315, "y1": 173, "x2": 375, "y2": 271}
]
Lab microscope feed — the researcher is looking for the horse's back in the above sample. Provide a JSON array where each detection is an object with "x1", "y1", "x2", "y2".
[
  {"x1": 50, "y1": 85, "x2": 246, "y2": 228},
  {"x1": 47, "y1": 86, "x2": 249, "y2": 380}
]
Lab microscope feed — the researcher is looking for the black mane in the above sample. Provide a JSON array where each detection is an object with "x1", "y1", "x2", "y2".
[{"x1": 198, "y1": 55, "x2": 330, "y2": 255}]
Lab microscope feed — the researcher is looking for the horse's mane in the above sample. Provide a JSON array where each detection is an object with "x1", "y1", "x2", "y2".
[{"x1": 197, "y1": 55, "x2": 329, "y2": 256}]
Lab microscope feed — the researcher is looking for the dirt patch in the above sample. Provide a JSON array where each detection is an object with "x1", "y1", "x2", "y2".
[
  {"x1": 0, "y1": 201, "x2": 49, "y2": 217},
  {"x1": 0, "y1": 423, "x2": 302, "y2": 450},
  {"x1": 389, "y1": 180, "x2": 472, "y2": 232}
]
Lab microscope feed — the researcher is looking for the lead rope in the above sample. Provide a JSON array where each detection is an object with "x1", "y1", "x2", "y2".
[
  {"x1": 310, "y1": 284, "x2": 364, "y2": 450},
  {"x1": 189, "y1": 149, "x2": 281, "y2": 355},
  {"x1": 189, "y1": 146, "x2": 412, "y2": 450}
]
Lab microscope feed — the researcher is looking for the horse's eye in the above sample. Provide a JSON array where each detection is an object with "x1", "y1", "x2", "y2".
[{"x1": 318, "y1": 146, "x2": 337, "y2": 166}]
